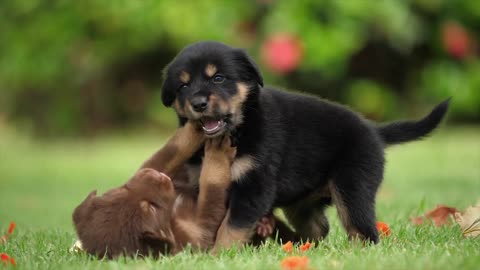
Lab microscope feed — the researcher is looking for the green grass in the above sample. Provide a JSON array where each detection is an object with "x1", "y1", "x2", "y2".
[{"x1": 0, "y1": 126, "x2": 479, "y2": 270}]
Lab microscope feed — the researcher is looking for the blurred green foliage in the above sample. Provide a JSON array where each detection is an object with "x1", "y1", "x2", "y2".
[{"x1": 0, "y1": 0, "x2": 478, "y2": 136}]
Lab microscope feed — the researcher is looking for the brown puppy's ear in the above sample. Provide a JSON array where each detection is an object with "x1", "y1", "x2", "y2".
[
  {"x1": 161, "y1": 67, "x2": 177, "y2": 107},
  {"x1": 233, "y1": 49, "x2": 264, "y2": 87},
  {"x1": 140, "y1": 229, "x2": 175, "y2": 256},
  {"x1": 139, "y1": 200, "x2": 176, "y2": 256},
  {"x1": 72, "y1": 190, "x2": 97, "y2": 226}
]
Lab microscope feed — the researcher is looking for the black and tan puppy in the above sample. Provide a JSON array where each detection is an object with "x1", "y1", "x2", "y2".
[
  {"x1": 160, "y1": 41, "x2": 450, "y2": 248},
  {"x1": 73, "y1": 136, "x2": 236, "y2": 258}
]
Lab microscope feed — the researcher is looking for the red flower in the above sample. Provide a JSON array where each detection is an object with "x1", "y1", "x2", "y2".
[
  {"x1": 8, "y1": 222, "x2": 16, "y2": 235},
  {"x1": 0, "y1": 253, "x2": 8, "y2": 261},
  {"x1": 261, "y1": 33, "x2": 303, "y2": 74},
  {"x1": 376, "y1": 221, "x2": 391, "y2": 237},
  {"x1": 281, "y1": 256, "x2": 309, "y2": 270},
  {"x1": 300, "y1": 242, "x2": 312, "y2": 252},
  {"x1": 282, "y1": 241, "x2": 293, "y2": 253},
  {"x1": 1, "y1": 253, "x2": 16, "y2": 266},
  {"x1": 442, "y1": 21, "x2": 472, "y2": 59}
]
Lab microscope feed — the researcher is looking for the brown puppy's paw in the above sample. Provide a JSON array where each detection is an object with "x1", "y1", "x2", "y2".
[
  {"x1": 204, "y1": 135, "x2": 237, "y2": 164},
  {"x1": 256, "y1": 215, "x2": 276, "y2": 238},
  {"x1": 136, "y1": 168, "x2": 172, "y2": 182},
  {"x1": 184, "y1": 119, "x2": 205, "y2": 134},
  {"x1": 221, "y1": 135, "x2": 237, "y2": 163},
  {"x1": 177, "y1": 120, "x2": 206, "y2": 151}
]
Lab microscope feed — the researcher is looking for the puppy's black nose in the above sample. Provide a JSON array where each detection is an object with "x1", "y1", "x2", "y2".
[{"x1": 190, "y1": 96, "x2": 208, "y2": 112}]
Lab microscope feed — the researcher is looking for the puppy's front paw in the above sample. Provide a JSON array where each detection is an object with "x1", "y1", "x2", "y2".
[
  {"x1": 221, "y1": 135, "x2": 237, "y2": 163},
  {"x1": 185, "y1": 120, "x2": 204, "y2": 134},
  {"x1": 204, "y1": 136, "x2": 237, "y2": 164},
  {"x1": 181, "y1": 120, "x2": 206, "y2": 144}
]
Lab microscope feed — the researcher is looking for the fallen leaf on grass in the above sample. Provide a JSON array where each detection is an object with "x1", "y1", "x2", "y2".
[
  {"x1": 454, "y1": 202, "x2": 480, "y2": 238},
  {"x1": 281, "y1": 256, "x2": 309, "y2": 270},
  {"x1": 410, "y1": 205, "x2": 459, "y2": 227},
  {"x1": 7, "y1": 223, "x2": 15, "y2": 235}
]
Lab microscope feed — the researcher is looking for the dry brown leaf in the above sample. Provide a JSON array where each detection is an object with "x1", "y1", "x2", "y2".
[
  {"x1": 410, "y1": 205, "x2": 459, "y2": 227},
  {"x1": 454, "y1": 201, "x2": 480, "y2": 238}
]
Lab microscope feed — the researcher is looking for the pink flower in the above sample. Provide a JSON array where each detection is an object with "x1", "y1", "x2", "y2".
[{"x1": 261, "y1": 33, "x2": 303, "y2": 74}]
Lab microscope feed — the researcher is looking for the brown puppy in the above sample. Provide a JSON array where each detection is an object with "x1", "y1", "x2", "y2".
[{"x1": 73, "y1": 134, "x2": 235, "y2": 258}]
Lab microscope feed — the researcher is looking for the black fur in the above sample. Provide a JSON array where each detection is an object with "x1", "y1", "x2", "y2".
[
  {"x1": 161, "y1": 41, "x2": 450, "y2": 244},
  {"x1": 377, "y1": 98, "x2": 450, "y2": 145},
  {"x1": 161, "y1": 42, "x2": 263, "y2": 108}
]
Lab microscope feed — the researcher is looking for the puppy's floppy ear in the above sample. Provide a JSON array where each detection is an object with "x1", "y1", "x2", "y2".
[
  {"x1": 161, "y1": 67, "x2": 176, "y2": 107},
  {"x1": 233, "y1": 49, "x2": 264, "y2": 87},
  {"x1": 72, "y1": 190, "x2": 97, "y2": 225},
  {"x1": 141, "y1": 229, "x2": 175, "y2": 256}
]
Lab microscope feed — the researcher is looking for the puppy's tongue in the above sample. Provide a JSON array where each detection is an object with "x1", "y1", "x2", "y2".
[{"x1": 201, "y1": 118, "x2": 225, "y2": 134}]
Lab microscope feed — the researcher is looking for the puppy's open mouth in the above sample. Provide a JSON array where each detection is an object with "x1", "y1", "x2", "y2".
[{"x1": 200, "y1": 117, "x2": 227, "y2": 136}]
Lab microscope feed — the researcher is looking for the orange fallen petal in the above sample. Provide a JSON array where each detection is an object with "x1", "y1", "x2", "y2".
[
  {"x1": 8, "y1": 222, "x2": 16, "y2": 235},
  {"x1": 300, "y1": 241, "x2": 312, "y2": 252},
  {"x1": 281, "y1": 256, "x2": 309, "y2": 270},
  {"x1": 282, "y1": 241, "x2": 293, "y2": 253},
  {"x1": 376, "y1": 221, "x2": 391, "y2": 237}
]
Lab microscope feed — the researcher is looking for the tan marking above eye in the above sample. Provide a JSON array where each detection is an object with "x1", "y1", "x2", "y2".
[
  {"x1": 180, "y1": 71, "x2": 190, "y2": 84},
  {"x1": 205, "y1": 64, "x2": 217, "y2": 77}
]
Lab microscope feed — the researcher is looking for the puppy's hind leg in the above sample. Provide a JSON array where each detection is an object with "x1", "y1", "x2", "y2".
[
  {"x1": 329, "y1": 162, "x2": 383, "y2": 244},
  {"x1": 284, "y1": 199, "x2": 331, "y2": 242}
]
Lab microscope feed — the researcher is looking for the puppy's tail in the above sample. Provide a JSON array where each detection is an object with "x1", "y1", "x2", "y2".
[{"x1": 376, "y1": 98, "x2": 451, "y2": 146}]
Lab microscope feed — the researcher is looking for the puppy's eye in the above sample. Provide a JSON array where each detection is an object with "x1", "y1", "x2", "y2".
[
  {"x1": 150, "y1": 202, "x2": 160, "y2": 209},
  {"x1": 148, "y1": 202, "x2": 160, "y2": 213},
  {"x1": 212, "y1": 74, "x2": 225, "y2": 83},
  {"x1": 178, "y1": 84, "x2": 188, "y2": 90}
]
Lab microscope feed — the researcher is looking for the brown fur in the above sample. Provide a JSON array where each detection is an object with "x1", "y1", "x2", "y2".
[
  {"x1": 73, "y1": 169, "x2": 177, "y2": 258},
  {"x1": 73, "y1": 130, "x2": 235, "y2": 258},
  {"x1": 140, "y1": 121, "x2": 204, "y2": 177}
]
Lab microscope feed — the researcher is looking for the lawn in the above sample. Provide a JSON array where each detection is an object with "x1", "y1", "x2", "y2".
[{"x1": 0, "y1": 126, "x2": 479, "y2": 270}]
